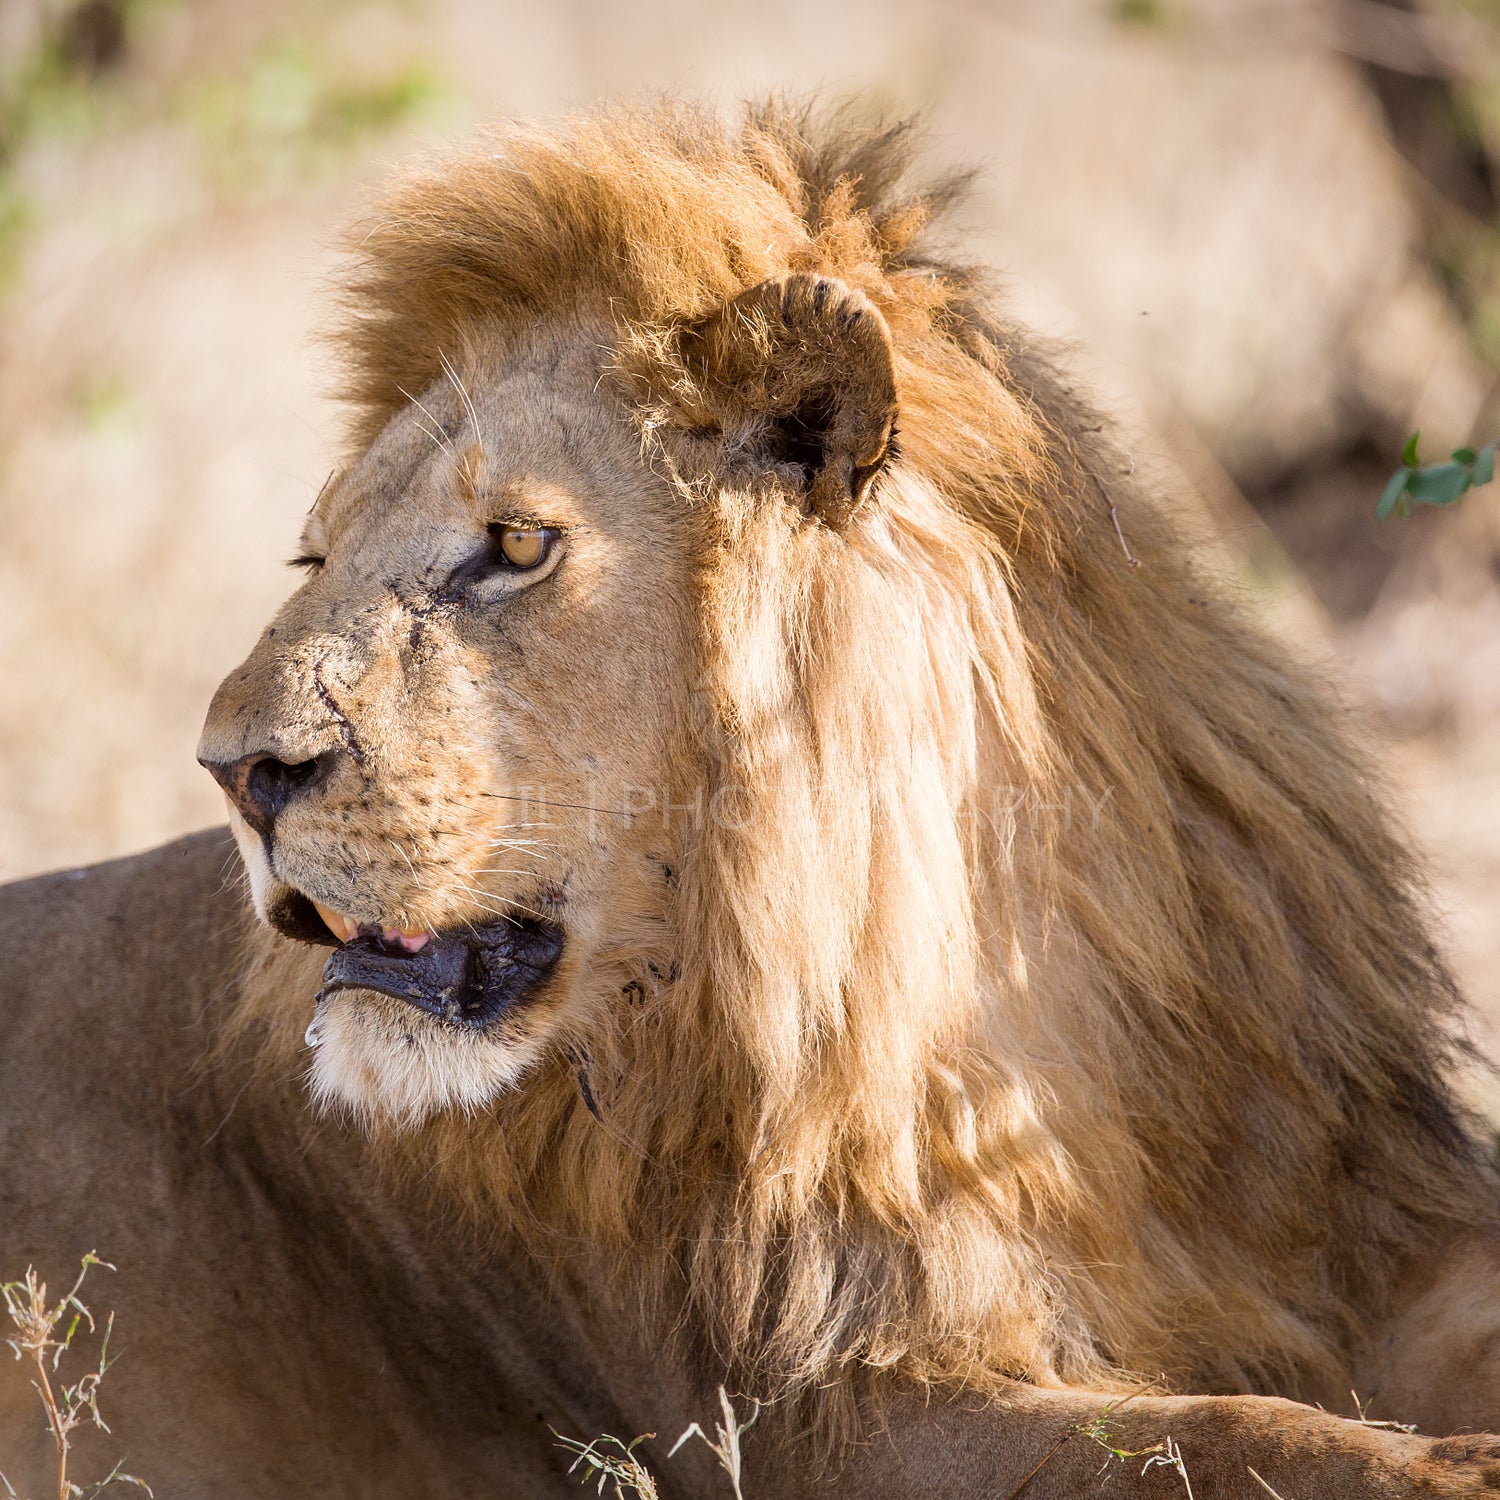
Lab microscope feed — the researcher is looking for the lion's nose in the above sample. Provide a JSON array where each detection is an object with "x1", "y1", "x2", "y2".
[{"x1": 198, "y1": 752, "x2": 332, "y2": 841}]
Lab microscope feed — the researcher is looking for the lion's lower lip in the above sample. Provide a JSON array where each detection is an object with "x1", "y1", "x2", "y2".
[{"x1": 317, "y1": 919, "x2": 564, "y2": 1029}]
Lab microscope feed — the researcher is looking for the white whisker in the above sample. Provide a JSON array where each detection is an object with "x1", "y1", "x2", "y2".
[
  {"x1": 396, "y1": 384, "x2": 455, "y2": 452},
  {"x1": 440, "y1": 350, "x2": 485, "y2": 465},
  {"x1": 437, "y1": 881, "x2": 547, "y2": 926},
  {"x1": 389, "y1": 840, "x2": 420, "y2": 881}
]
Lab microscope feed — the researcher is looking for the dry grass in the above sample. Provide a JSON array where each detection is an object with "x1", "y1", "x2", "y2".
[
  {"x1": 0, "y1": 1254, "x2": 149, "y2": 1500},
  {"x1": 1, "y1": 1251, "x2": 762, "y2": 1500},
  {"x1": 555, "y1": 1388, "x2": 759, "y2": 1500}
]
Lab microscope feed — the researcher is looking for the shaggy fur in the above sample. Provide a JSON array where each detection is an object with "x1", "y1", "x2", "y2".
[{"x1": 223, "y1": 98, "x2": 1495, "y2": 1443}]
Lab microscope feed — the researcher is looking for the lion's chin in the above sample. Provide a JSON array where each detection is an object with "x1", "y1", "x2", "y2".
[
  {"x1": 279, "y1": 900, "x2": 565, "y2": 1128},
  {"x1": 305, "y1": 987, "x2": 548, "y2": 1129}
]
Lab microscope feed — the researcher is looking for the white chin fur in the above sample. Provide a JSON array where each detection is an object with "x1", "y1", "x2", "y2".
[{"x1": 305, "y1": 990, "x2": 543, "y2": 1129}]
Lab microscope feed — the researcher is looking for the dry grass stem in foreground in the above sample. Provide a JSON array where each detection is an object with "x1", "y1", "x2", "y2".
[
  {"x1": 0, "y1": 1253, "x2": 150, "y2": 1500},
  {"x1": 1247, "y1": 1466, "x2": 1291, "y2": 1498},
  {"x1": 553, "y1": 1432, "x2": 659, "y2": 1500},
  {"x1": 667, "y1": 1387, "x2": 759, "y2": 1500}
]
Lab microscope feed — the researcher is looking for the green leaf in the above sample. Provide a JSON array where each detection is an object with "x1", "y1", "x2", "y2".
[
  {"x1": 1383, "y1": 436, "x2": 1500, "y2": 515},
  {"x1": 1406, "y1": 463, "x2": 1472, "y2": 507},
  {"x1": 1472, "y1": 441, "x2": 1496, "y2": 487},
  {"x1": 1377, "y1": 468, "x2": 1411, "y2": 520}
]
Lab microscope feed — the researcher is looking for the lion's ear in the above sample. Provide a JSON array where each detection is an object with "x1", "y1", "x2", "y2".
[{"x1": 679, "y1": 273, "x2": 898, "y2": 530}]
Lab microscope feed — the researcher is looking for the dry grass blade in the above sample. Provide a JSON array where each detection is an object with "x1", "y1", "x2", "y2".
[
  {"x1": 668, "y1": 1386, "x2": 759, "y2": 1500},
  {"x1": 1139, "y1": 1435, "x2": 1194, "y2": 1498},
  {"x1": 554, "y1": 1387, "x2": 759, "y2": 1500},
  {"x1": 1345, "y1": 1389, "x2": 1417, "y2": 1434}
]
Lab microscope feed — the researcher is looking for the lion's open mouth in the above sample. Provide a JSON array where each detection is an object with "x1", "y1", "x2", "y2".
[{"x1": 269, "y1": 888, "x2": 564, "y2": 1030}]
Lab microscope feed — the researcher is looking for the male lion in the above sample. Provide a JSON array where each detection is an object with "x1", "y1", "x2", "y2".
[{"x1": 5, "y1": 99, "x2": 1500, "y2": 1498}]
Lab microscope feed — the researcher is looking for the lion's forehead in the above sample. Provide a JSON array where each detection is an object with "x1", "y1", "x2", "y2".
[{"x1": 318, "y1": 351, "x2": 663, "y2": 562}]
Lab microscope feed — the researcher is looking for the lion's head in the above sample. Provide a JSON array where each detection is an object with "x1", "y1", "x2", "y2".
[
  {"x1": 199, "y1": 99, "x2": 1488, "y2": 1417},
  {"x1": 199, "y1": 314, "x2": 703, "y2": 1123}
]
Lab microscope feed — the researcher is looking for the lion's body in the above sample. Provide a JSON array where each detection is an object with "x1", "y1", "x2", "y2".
[{"x1": 7, "y1": 100, "x2": 1500, "y2": 1496}]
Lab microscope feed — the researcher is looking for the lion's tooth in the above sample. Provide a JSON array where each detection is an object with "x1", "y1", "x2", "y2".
[
  {"x1": 308, "y1": 902, "x2": 430, "y2": 949},
  {"x1": 312, "y1": 901, "x2": 356, "y2": 943}
]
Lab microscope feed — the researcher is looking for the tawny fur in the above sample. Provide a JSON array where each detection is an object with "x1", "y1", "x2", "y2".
[{"x1": 221, "y1": 97, "x2": 1495, "y2": 1447}]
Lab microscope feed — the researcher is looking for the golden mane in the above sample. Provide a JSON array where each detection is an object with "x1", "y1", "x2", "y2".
[{"x1": 239, "y1": 98, "x2": 1491, "y2": 1438}]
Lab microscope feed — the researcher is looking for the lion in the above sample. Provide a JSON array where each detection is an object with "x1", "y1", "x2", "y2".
[{"x1": 6, "y1": 97, "x2": 1500, "y2": 1498}]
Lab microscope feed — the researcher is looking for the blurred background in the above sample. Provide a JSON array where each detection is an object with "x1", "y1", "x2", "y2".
[{"x1": 1, "y1": 0, "x2": 1497, "y2": 1067}]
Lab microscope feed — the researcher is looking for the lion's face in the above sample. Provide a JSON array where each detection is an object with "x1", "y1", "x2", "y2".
[
  {"x1": 200, "y1": 275, "x2": 896, "y2": 1125},
  {"x1": 199, "y1": 330, "x2": 701, "y2": 1122}
]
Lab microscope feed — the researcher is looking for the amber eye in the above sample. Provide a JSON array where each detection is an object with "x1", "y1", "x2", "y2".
[{"x1": 489, "y1": 524, "x2": 555, "y2": 570}]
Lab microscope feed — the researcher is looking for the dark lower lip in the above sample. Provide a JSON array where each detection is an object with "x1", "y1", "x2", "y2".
[
  {"x1": 317, "y1": 918, "x2": 564, "y2": 1030},
  {"x1": 266, "y1": 888, "x2": 339, "y2": 947}
]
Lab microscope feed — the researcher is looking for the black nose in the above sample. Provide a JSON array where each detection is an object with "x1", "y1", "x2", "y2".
[{"x1": 199, "y1": 752, "x2": 331, "y2": 841}]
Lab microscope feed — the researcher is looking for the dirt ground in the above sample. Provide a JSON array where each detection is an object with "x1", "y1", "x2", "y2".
[{"x1": 1, "y1": 0, "x2": 1497, "y2": 1073}]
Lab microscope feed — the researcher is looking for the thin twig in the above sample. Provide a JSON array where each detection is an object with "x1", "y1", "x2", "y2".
[
  {"x1": 1247, "y1": 1466, "x2": 1291, "y2": 1499},
  {"x1": 1345, "y1": 1389, "x2": 1416, "y2": 1434}
]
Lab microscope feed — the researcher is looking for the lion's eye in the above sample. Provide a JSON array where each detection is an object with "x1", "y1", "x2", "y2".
[
  {"x1": 490, "y1": 525, "x2": 555, "y2": 571},
  {"x1": 449, "y1": 523, "x2": 562, "y2": 593}
]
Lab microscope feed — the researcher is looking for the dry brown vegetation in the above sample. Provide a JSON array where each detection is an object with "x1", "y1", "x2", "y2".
[{"x1": 552, "y1": 1387, "x2": 759, "y2": 1500}]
